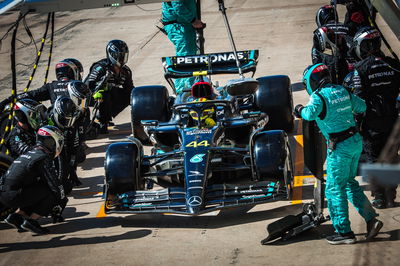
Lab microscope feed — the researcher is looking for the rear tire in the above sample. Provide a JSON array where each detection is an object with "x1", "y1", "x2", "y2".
[
  {"x1": 105, "y1": 142, "x2": 143, "y2": 194},
  {"x1": 255, "y1": 75, "x2": 294, "y2": 132}
]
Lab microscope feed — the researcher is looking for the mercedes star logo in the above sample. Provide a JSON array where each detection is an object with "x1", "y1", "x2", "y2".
[{"x1": 187, "y1": 196, "x2": 202, "y2": 207}]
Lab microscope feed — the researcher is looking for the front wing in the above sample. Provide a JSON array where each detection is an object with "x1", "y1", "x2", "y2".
[{"x1": 105, "y1": 181, "x2": 287, "y2": 215}]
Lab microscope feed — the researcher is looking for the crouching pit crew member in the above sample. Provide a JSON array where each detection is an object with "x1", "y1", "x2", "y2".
[
  {"x1": 0, "y1": 126, "x2": 66, "y2": 235},
  {"x1": 85, "y1": 39, "x2": 134, "y2": 134},
  {"x1": 6, "y1": 99, "x2": 47, "y2": 158},
  {"x1": 47, "y1": 96, "x2": 82, "y2": 190},
  {"x1": 294, "y1": 63, "x2": 382, "y2": 244}
]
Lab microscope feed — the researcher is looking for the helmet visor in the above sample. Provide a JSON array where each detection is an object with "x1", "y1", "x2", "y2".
[
  {"x1": 110, "y1": 49, "x2": 129, "y2": 66},
  {"x1": 54, "y1": 111, "x2": 77, "y2": 128}
]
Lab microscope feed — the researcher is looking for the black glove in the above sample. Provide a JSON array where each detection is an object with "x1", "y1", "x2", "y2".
[
  {"x1": 51, "y1": 197, "x2": 68, "y2": 223},
  {"x1": 294, "y1": 104, "x2": 304, "y2": 118}
]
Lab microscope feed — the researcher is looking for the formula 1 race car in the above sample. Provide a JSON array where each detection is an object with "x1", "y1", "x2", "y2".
[{"x1": 103, "y1": 49, "x2": 295, "y2": 215}]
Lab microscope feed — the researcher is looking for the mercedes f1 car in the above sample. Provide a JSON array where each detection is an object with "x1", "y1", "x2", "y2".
[{"x1": 103, "y1": 49, "x2": 296, "y2": 215}]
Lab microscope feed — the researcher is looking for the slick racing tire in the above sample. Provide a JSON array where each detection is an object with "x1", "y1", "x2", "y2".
[
  {"x1": 131, "y1": 85, "x2": 171, "y2": 144},
  {"x1": 105, "y1": 142, "x2": 144, "y2": 194},
  {"x1": 252, "y1": 130, "x2": 288, "y2": 182},
  {"x1": 0, "y1": 153, "x2": 16, "y2": 220},
  {"x1": 130, "y1": 85, "x2": 170, "y2": 122},
  {"x1": 255, "y1": 75, "x2": 294, "y2": 132}
]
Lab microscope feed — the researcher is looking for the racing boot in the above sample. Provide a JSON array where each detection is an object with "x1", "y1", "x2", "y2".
[
  {"x1": 4, "y1": 213, "x2": 26, "y2": 232},
  {"x1": 366, "y1": 218, "x2": 383, "y2": 240},
  {"x1": 21, "y1": 219, "x2": 50, "y2": 235},
  {"x1": 326, "y1": 231, "x2": 356, "y2": 245}
]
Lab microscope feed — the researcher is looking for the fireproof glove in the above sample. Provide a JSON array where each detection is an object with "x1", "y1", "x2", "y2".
[
  {"x1": 93, "y1": 90, "x2": 104, "y2": 101},
  {"x1": 294, "y1": 104, "x2": 304, "y2": 118}
]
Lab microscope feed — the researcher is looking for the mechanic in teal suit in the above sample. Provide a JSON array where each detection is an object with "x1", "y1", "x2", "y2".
[
  {"x1": 162, "y1": 0, "x2": 204, "y2": 94},
  {"x1": 294, "y1": 63, "x2": 382, "y2": 245}
]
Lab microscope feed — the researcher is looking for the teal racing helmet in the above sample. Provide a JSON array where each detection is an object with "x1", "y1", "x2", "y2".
[{"x1": 302, "y1": 63, "x2": 332, "y2": 95}]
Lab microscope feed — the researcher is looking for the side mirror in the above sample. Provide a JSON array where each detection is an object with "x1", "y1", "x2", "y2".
[
  {"x1": 226, "y1": 77, "x2": 259, "y2": 96},
  {"x1": 141, "y1": 120, "x2": 158, "y2": 127}
]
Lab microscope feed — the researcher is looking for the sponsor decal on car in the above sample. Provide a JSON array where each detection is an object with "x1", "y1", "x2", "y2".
[
  {"x1": 186, "y1": 140, "x2": 210, "y2": 148},
  {"x1": 190, "y1": 154, "x2": 206, "y2": 163},
  {"x1": 188, "y1": 171, "x2": 203, "y2": 177},
  {"x1": 240, "y1": 189, "x2": 264, "y2": 194},
  {"x1": 187, "y1": 196, "x2": 202, "y2": 206},
  {"x1": 189, "y1": 179, "x2": 202, "y2": 183},
  {"x1": 186, "y1": 129, "x2": 212, "y2": 135},
  {"x1": 176, "y1": 51, "x2": 246, "y2": 65}
]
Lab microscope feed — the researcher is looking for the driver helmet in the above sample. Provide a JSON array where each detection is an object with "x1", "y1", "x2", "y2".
[
  {"x1": 316, "y1": 5, "x2": 337, "y2": 27},
  {"x1": 189, "y1": 98, "x2": 216, "y2": 127},
  {"x1": 55, "y1": 59, "x2": 80, "y2": 81},
  {"x1": 63, "y1": 58, "x2": 84, "y2": 81},
  {"x1": 106, "y1": 39, "x2": 129, "y2": 67},
  {"x1": 67, "y1": 80, "x2": 90, "y2": 108},
  {"x1": 353, "y1": 26, "x2": 381, "y2": 60},
  {"x1": 303, "y1": 63, "x2": 332, "y2": 95},
  {"x1": 50, "y1": 96, "x2": 80, "y2": 129},
  {"x1": 14, "y1": 99, "x2": 47, "y2": 130},
  {"x1": 36, "y1": 125, "x2": 64, "y2": 158}
]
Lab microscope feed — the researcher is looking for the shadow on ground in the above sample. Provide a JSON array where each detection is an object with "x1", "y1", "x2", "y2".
[{"x1": 0, "y1": 228, "x2": 151, "y2": 253}]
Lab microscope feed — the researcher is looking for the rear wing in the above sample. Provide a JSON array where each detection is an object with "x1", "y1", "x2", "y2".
[{"x1": 162, "y1": 50, "x2": 259, "y2": 79}]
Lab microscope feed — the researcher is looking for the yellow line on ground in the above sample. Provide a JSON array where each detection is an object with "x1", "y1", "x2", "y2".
[
  {"x1": 96, "y1": 203, "x2": 107, "y2": 218},
  {"x1": 292, "y1": 119, "x2": 304, "y2": 205}
]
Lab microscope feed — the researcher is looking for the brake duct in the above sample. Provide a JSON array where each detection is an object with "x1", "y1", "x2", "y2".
[{"x1": 262, "y1": 120, "x2": 329, "y2": 244}]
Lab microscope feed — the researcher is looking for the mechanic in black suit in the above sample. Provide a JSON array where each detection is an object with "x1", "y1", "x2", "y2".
[{"x1": 85, "y1": 39, "x2": 134, "y2": 134}]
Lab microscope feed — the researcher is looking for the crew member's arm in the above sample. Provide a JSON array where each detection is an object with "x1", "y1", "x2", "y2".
[
  {"x1": 350, "y1": 91, "x2": 366, "y2": 114},
  {"x1": 122, "y1": 66, "x2": 134, "y2": 90},
  {"x1": 0, "y1": 84, "x2": 51, "y2": 109},
  {"x1": 7, "y1": 129, "x2": 34, "y2": 156},
  {"x1": 299, "y1": 93, "x2": 324, "y2": 121},
  {"x1": 85, "y1": 64, "x2": 109, "y2": 93},
  {"x1": 40, "y1": 158, "x2": 66, "y2": 202}
]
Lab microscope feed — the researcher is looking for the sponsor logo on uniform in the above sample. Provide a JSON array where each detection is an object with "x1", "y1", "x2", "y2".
[
  {"x1": 190, "y1": 154, "x2": 206, "y2": 163},
  {"x1": 188, "y1": 196, "x2": 202, "y2": 206}
]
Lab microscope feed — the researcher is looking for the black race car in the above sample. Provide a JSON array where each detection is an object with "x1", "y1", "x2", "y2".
[{"x1": 103, "y1": 50, "x2": 295, "y2": 215}]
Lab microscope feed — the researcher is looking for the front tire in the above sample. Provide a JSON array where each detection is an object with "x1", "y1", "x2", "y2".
[{"x1": 105, "y1": 142, "x2": 143, "y2": 194}]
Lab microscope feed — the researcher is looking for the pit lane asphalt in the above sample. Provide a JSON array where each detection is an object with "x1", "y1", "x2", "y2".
[{"x1": 0, "y1": 1, "x2": 399, "y2": 265}]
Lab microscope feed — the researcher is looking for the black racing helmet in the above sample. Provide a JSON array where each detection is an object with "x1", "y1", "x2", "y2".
[
  {"x1": 106, "y1": 40, "x2": 129, "y2": 67},
  {"x1": 313, "y1": 24, "x2": 349, "y2": 53},
  {"x1": 36, "y1": 125, "x2": 64, "y2": 158},
  {"x1": 63, "y1": 58, "x2": 84, "y2": 81},
  {"x1": 303, "y1": 63, "x2": 332, "y2": 95},
  {"x1": 316, "y1": 5, "x2": 337, "y2": 27},
  {"x1": 55, "y1": 59, "x2": 80, "y2": 81},
  {"x1": 14, "y1": 99, "x2": 47, "y2": 130},
  {"x1": 51, "y1": 96, "x2": 80, "y2": 129},
  {"x1": 353, "y1": 26, "x2": 381, "y2": 60},
  {"x1": 342, "y1": 71, "x2": 355, "y2": 92},
  {"x1": 67, "y1": 80, "x2": 90, "y2": 107}
]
